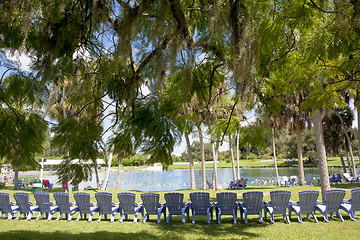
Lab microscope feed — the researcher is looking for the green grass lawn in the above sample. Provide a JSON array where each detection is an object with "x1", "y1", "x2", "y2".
[
  {"x1": 1, "y1": 184, "x2": 360, "y2": 239},
  {"x1": 164, "y1": 156, "x2": 360, "y2": 170}
]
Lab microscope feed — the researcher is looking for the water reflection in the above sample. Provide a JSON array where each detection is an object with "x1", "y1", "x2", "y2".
[{"x1": 83, "y1": 167, "x2": 334, "y2": 192}]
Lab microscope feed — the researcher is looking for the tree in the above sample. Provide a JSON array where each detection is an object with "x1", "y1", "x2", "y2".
[{"x1": 0, "y1": 72, "x2": 47, "y2": 189}]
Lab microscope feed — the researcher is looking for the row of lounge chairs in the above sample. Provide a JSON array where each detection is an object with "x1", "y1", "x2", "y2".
[{"x1": 0, "y1": 189, "x2": 359, "y2": 224}]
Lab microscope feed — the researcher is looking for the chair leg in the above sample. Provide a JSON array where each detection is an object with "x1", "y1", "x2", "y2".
[
  {"x1": 192, "y1": 209, "x2": 196, "y2": 224},
  {"x1": 167, "y1": 213, "x2": 171, "y2": 224},
  {"x1": 120, "y1": 213, "x2": 124, "y2": 223},
  {"x1": 110, "y1": 213, "x2": 116, "y2": 223},
  {"x1": 142, "y1": 213, "x2": 147, "y2": 223},
  {"x1": 217, "y1": 209, "x2": 221, "y2": 225},
  {"x1": 88, "y1": 213, "x2": 94, "y2": 222},
  {"x1": 7, "y1": 213, "x2": 13, "y2": 221},
  {"x1": 98, "y1": 213, "x2": 102, "y2": 223},
  {"x1": 284, "y1": 213, "x2": 290, "y2": 224},
  {"x1": 259, "y1": 211, "x2": 263, "y2": 224},
  {"x1": 36, "y1": 212, "x2": 41, "y2": 221},
  {"x1": 15, "y1": 212, "x2": 21, "y2": 221},
  {"x1": 337, "y1": 211, "x2": 344, "y2": 222},
  {"x1": 311, "y1": 212, "x2": 318, "y2": 223},
  {"x1": 26, "y1": 213, "x2": 33, "y2": 221}
]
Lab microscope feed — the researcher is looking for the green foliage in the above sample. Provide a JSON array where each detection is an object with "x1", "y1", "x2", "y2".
[
  {"x1": 51, "y1": 118, "x2": 102, "y2": 184},
  {"x1": 238, "y1": 125, "x2": 271, "y2": 151}
]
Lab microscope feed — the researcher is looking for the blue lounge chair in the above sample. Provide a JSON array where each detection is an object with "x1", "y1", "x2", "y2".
[
  {"x1": 0, "y1": 192, "x2": 19, "y2": 220},
  {"x1": 340, "y1": 188, "x2": 360, "y2": 221},
  {"x1": 164, "y1": 193, "x2": 190, "y2": 224},
  {"x1": 117, "y1": 192, "x2": 143, "y2": 223},
  {"x1": 95, "y1": 192, "x2": 119, "y2": 223},
  {"x1": 263, "y1": 190, "x2": 291, "y2": 224},
  {"x1": 305, "y1": 174, "x2": 313, "y2": 186},
  {"x1": 13, "y1": 192, "x2": 39, "y2": 221},
  {"x1": 215, "y1": 192, "x2": 237, "y2": 224},
  {"x1": 238, "y1": 191, "x2": 263, "y2": 224},
  {"x1": 140, "y1": 193, "x2": 166, "y2": 223},
  {"x1": 34, "y1": 192, "x2": 58, "y2": 221},
  {"x1": 50, "y1": 192, "x2": 79, "y2": 221},
  {"x1": 228, "y1": 178, "x2": 247, "y2": 190},
  {"x1": 289, "y1": 190, "x2": 319, "y2": 223},
  {"x1": 74, "y1": 192, "x2": 99, "y2": 222},
  {"x1": 316, "y1": 189, "x2": 346, "y2": 222},
  {"x1": 189, "y1": 192, "x2": 213, "y2": 224}
]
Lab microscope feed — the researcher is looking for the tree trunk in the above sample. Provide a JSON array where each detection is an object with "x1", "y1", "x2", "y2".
[
  {"x1": 94, "y1": 162, "x2": 100, "y2": 190},
  {"x1": 272, "y1": 128, "x2": 280, "y2": 185},
  {"x1": 236, "y1": 131, "x2": 240, "y2": 179},
  {"x1": 185, "y1": 132, "x2": 196, "y2": 189},
  {"x1": 344, "y1": 139, "x2": 353, "y2": 175},
  {"x1": 338, "y1": 147, "x2": 347, "y2": 174},
  {"x1": 13, "y1": 167, "x2": 19, "y2": 190},
  {"x1": 295, "y1": 126, "x2": 305, "y2": 186},
  {"x1": 212, "y1": 139, "x2": 219, "y2": 190},
  {"x1": 198, "y1": 125, "x2": 206, "y2": 191},
  {"x1": 335, "y1": 111, "x2": 357, "y2": 177},
  {"x1": 102, "y1": 145, "x2": 114, "y2": 191},
  {"x1": 229, "y1": 135, "x2": 237, "y2": 181},
  {"x1": 114, "y1": 154, "x2": 122, "y2": 190},
  {"x1": 355, "y1": 91, "x2": 360, "y2": 162},
  {"x1": 313, "y1": 110, "x2": 330, "y2": 200}
]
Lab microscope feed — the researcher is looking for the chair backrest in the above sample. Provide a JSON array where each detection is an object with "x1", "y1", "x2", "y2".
[
  {"x1": 298, "y1": 190, "x2": 319, "y2": 214},
  {"x1": 190, "y1": 192, "x2": 210, "y2": 215},
  {"x1": 325, "y1": 189, "x2": 346, "y2": 213},
  {"x1": 53, "y1": 192, "x2": 71, "y2": 214},
  {"x1": 305, "y1": 174, "x2": 313, "y2": 185},
  {"x1": 242, "y1": 191, "x2": 263, "y2": 214},
  {"x1": 164, "y1": 193, "x2": 185, "y2": 215},
  {"x1": 350, "y1": 188, "x2": 360, "y2": 211},
  {"x1": 117, "y1": 192, "x2": 136, "y2": 214},
  {"x1": 0, "y1": 192, "x2": 13, "y2": 213},
  {"x1": 74, "y1": 192, "x2": 92, "y2": 214},
  {"x1": 216, "y1": 192, "x2": 237, "y2": 214},
  {"x1": 95, "y1": 192, "x2": 114, "y2": 214},
  {"x1": 34, "y1": 192, "x2": 51, "y2": 214},
  {"x1": 141, "y1": 193, "x2": 160, "y2": 215},
  {"x1": 14, "y1": 192, "x2": 31, "y2": 214},
  {"x1": 269, "y1": 191, "x2": 291, "y2": 214}
]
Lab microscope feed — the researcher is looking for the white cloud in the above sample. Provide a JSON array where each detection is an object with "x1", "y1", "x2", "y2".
[{"x1": 5, "y1": 51, "x2": 32, "y2": 72}]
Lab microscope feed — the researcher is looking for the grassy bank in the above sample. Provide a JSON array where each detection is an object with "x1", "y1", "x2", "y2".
[
  {"x1": 166, "y1": 156, "x2": 360, "y2": 170},
  {"x1": 1, "y1": 184, "x2": 360, "y2": 239}
]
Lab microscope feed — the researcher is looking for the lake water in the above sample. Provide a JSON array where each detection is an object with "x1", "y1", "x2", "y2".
[
  {"x1": 19, "y1": 167, "x2": 341, "y2": 192},
  {"x1": 88, "y1": 167, "x2": 340, "y2": 191}
]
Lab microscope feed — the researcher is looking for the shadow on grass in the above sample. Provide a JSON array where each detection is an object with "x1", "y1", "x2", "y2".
[{"x1": 0, "y1": 230, "x2": 158, "y2": 240}]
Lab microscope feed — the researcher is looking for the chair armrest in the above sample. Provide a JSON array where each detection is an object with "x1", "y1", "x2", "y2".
[
  {"x1": 50, "y1": 201, "x2": 54, "y2": 206},
  {"x1": 69, "y1": 201, "x2": 73, "y2": 206},
  {"x1": 289, "y1": 200, "x2": 298, "y2": 206},
  {"x1": 29, "y1": 201, "x2": 34, "y2": 206},
  {"x1": 237, "y1": 202, "x2": 243, "y2": 207},
  {"x1": 185, "y1": 202, "x2": 191, "y2": 207},
  {"x1": 90, "y1": 202, "x2": 94, "y2": 207},
  {"x1": 263, "y1": 201, "x2": 270, "y2": 206},
  {"x1": 160, "y1": 202, "x2": 166, "y2": 207},
  {"x1": 10, "y1": 201, "x2": 15, "y2": 206},
  {"x1": 343, "y1": 199, "x2": 351, "y2": 204}
]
